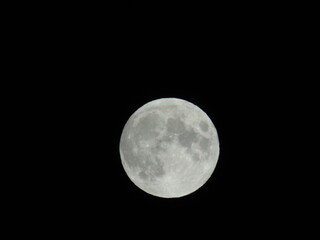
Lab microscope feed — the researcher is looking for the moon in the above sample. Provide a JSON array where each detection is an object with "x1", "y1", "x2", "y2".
[{"x1": 119, "y1": 98, "x2": 219, "y2": 198}]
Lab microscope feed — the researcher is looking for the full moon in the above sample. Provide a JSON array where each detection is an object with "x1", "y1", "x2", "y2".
[{"x1": 119, "y1": 98, "x2": 219, "y2": 198}]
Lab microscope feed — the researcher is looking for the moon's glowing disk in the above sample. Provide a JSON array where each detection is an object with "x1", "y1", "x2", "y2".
[{"x1": 119, "y1": 98, "x2": 219, "y2": 198}]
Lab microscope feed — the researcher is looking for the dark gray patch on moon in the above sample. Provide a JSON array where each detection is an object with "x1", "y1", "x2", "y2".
[
  {"x1": 151, "y1": 138, "x2": 168, "y2": 154},
  {"x1": 135, "y1": 112, "x2": 161, "y2": 140},
  {"x1": 167, "y1": 117, "x2": 202, "y2": 149},
  {"x1": 192, "y1": 153, "x2": 201, "y2": 162},
  {"x1": 199, "y1": 137, "x2": 211, "y2": 152},
  {"x1": 161, "y1": 134, "x2": 174, "y2": 144},
  {"x1": 199, "y1": 121, "x2": 209, "y2": 132},
  {"x1": 178, "y1": 129, "x2": 198, "y2": 148},
  {"x1": 139, "y1": 171, "x2": 149, "y2": 180},
  {"x1": 137, "y1": 157, "x2": 165, "y2": 181},
  {"x1": 166, "y1": 117, "x2": 185, "y2": 134}
]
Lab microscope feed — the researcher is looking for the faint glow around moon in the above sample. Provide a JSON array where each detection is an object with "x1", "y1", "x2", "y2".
[{"x1": 119, "y1": 98, "x2": 219, "y2": 198}]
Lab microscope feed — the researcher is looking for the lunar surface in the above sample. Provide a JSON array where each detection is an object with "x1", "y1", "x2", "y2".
[{"x1": 119, "y1": 98, "x2": 219, "y2": 198}]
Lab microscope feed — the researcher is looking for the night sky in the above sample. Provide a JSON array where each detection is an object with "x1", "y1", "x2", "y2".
[{"x1": 5, "y1": 1, "x2": 301, "y2": 238}]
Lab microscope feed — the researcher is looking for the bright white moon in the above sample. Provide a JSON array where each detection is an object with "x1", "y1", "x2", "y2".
[{"x1": 119, "y1": 98, "x2": 219, "y2": 198}]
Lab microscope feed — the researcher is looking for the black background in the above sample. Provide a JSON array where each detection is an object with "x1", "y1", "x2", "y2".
[{"x1": 4, "y1": 1, "x2": 302, "y2": 238}]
